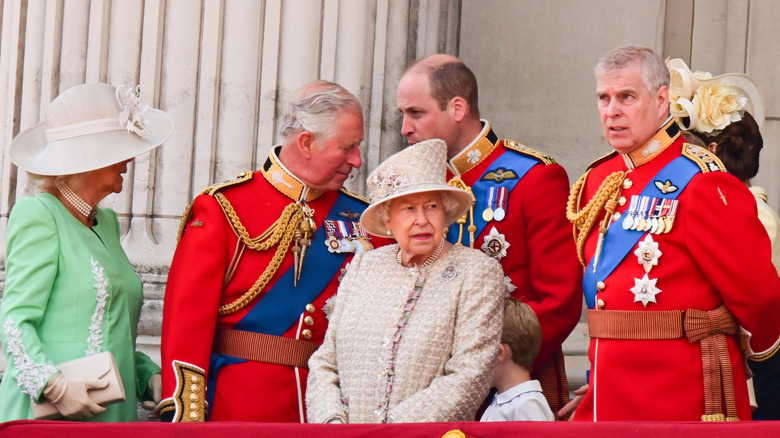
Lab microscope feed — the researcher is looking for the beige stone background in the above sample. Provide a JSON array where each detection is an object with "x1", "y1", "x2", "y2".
[{"x1": 1, "y1": 0, "x2": 778, "y2": 416}]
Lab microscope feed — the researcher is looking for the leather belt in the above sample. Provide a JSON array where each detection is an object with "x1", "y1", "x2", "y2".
[
  {"x1": 588, "y1": 305, "x2": 740, "y2": 421},
  {"x1": 213, "y1": 328, "x2": 319, "y2": 369}
]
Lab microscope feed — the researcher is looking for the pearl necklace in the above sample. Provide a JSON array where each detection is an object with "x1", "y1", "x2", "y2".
[
  {"x1": 396, "y1": 239, "x2": 445, "y2": 268},
  {"x1": 56, "y1": 180, "x2": 97, "y2": 224}
]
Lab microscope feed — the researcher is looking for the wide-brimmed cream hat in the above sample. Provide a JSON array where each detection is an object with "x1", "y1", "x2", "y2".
[
  {"x1": 360, "y1": 138, "x2": 473, "y2": 237},
  {"x1": 666, "y1": 58, "x2": 764, "y2": 134},
  {"x1": 9, "y1": 83, "x2": 174, "y2": 175}
]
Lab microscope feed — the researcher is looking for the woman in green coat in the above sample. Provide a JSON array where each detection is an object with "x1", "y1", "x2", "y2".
[{"x1": 0, "y1": 83, "x2": 173, "y2": 421}]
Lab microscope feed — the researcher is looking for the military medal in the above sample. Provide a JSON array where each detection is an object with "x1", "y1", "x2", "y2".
[
  {"x1": 482, "y1": 187, "x2": 495, "y2": 222},
  {"x1": 622, "y1": 195, "x2": 639, "y2": 230},
  {"x1": 350, "y1": 220, "x2": 373, "y2": 252},
  {"x1": 493, "y1": 187, "x2": 508, "y2": 222},
  {"x1": 647, "y1": 198, "x2": 660, "y2": 234},
  {"x1": 481, "y1": 226, "x2": 510, "y2": 261},
  {"x1": 633, "y1": 196, "x2": 650, "y2": 231},
  {"x1": 663, "y1": 200, "x2": 678, "y2": 233},
  {"x1": 634, "y1": 234, "x2": 662, "y2": 272}
]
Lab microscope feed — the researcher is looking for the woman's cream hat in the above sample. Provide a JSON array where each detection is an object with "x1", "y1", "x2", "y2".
[
  {"x1": 360, "y1": 138, "x2": 473, "y2": 237},
  {"x1": 9, "y1": 83, "x2": 174, "y2": 175},
  {"x1": 666, "y1": 58, "x2": 764, "y2": 134}
]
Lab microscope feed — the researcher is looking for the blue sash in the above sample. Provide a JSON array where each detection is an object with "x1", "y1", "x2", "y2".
[
  {"x1": 234, "y1": 192, "x2": 365, "y2": 334},
  {"x1": 447, "y1": 151, "x2": 537, "y2": 246},
  {"x1": 582, "y1": 156, "x2": 699, "y2": 309}
]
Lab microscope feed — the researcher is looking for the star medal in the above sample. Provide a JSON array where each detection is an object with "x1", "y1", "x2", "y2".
[
  {"x1": 630, "y1": 274, "x2": 661, "y2": 307},
  {"x1": 482, "y1": 186, "x2": 495, "y2": 222},
  {"x1": 481, "y1": 226, "x2": 510, "y2": 261},
  {"x1": 493, "y1": 187, "x2": 508, "y2": 221},
  {"x1": 634, "y1": 234, "x2": 662, "y2": 273},
  {"x1": 622, "y1": 195, "x2": 639, "y2": 230},
  {"x1": 324, "y1": 220, "x2": 354, "y2": 253}
]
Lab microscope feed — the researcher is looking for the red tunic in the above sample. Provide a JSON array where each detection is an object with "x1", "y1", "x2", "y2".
[
  {"x1": 447, "y1": 122, "x2": 583, "y2": 412},
  {"x1": 160, "y1": 148, "x2": 385, "y2": 422},
  {"x1": 572, "y1": 123, "x2": 780, "y2": 421}
]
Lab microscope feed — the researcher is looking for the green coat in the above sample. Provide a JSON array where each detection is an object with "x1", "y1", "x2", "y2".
[{"x1": 0, "y1": 193, "x2": 160, "y2": 421}]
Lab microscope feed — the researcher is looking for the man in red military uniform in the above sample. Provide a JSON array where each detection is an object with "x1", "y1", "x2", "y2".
[
  {"x1": 396, "y1": 54, "x2": 583, "y2": 417},
  {"x1": 566, "y1": 45, "x2": 780, "y2": 421},
  {"x1": 159, "y1": 81, "x2": 385, "y2": 422}
]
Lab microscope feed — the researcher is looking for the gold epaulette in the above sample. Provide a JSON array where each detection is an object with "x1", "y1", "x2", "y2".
[
  {"x1": 681, "y1": 143, "x2": 726, "y2": 173},
  {"x1": 339, "y1": 188, "x2": 369, "y2": 205},
  {"x1": 502, "y1": 139, "x2": 558, "y2": 165},
  {"x1": 175, "y1": 172, "x2": 255, "y2": 243},
  {"x1": 586, "y1": 150, "x2": 619, "y2": 170},
  {"x1": 203, "y1": 171, "x2": 254, "y2": 196}
]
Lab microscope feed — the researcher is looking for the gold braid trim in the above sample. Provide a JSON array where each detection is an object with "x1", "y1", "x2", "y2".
[
  {"x1": 213, "y1": 193, "x2": 304, "y2": 315},
  {"x1": 447, "y1": 176, "x2": 477, "y2": 247},
  {"x1": 566, "y1": 170, "x2": 625, "y2": 266},
  {"x1": 175, "y1": 203, "x2": 194, "y2": 244}
]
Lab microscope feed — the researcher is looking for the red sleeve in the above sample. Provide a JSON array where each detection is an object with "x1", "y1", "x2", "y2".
[
  {"x1": 160, "y1": 194, "x2": 229, "y2": 398},
  {"x1": 507, "y1": 163, "x2": 583, "y2": 369},
  {"x1": 684, "y1": 172, "x2": 780, "y2": 355}
]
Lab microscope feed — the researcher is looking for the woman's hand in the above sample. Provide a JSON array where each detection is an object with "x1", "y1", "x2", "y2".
[
  {"x1": 141, "y1": 374, "x2": 162, "y2": 413},
  {"x1": 43, "y1": 372, "x2": 108, "y2": 419},
  {"x1": 558, "y1": 383, "x2": 588, "y2": 420}
]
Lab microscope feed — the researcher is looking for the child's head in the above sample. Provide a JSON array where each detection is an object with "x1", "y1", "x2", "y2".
[{"x1": 501, "y1": 297, "x2": 543, "y2": 371}]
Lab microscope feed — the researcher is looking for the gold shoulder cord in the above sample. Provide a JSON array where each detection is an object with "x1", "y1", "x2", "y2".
[
  {"x1": 566, "y1": 170, "x2": 625, "y2": 267},
  {"x1": 447, "y1": 177, "x2": 477, "y2": 247},
  {"x1": 214, "y1": 192, "x2": 304, "y2": 315}
]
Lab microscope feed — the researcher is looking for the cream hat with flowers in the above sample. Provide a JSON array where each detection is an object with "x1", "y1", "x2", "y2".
[
  {"x1": 10, "y1": 83, "x2": 174, "y2": 176},
  {"x1": 666, "y1": 58, "x2": 764, "y2": 134},
  {"x1": 360, "y1": 138, "x2": 473, "y2": 237}
]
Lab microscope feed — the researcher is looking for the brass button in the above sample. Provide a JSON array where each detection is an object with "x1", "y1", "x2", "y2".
[
  {"x1": 597, "y1": 299, "x2": 606, "y2": 309},
  {"x1": 618, "y1": 196, "x2": 627, "y2": 206},
  {"x1": 306, "y1": 303, "x2": 316, "y2": 313},
  {"x1": 302, "y1": 329, "x2": 312, "y2": 339},
  {"x1": 190, "y1": 393, "x2": 199, "y2": 402},
  {"x1": 304, "y1": 316, "x2": 314, "y2": 326},
  {"x1": 190, "y1": 412, "x2": 199, "y2": 420},
  {"x1": 191, "y1": 375, "x2": 199, "y2": 383},
  {"x1": 612, "y1": 212, "x2": 621, "y2": 221},
  {"x1": 597, "y1": 281, "x2": 605, "y2": 291},
  {"x1": 190, "y1": 403, "x2": 199, "y2": 411},
  {"x1": 191, "y1": 384, "x2": 200, "y2": 393},
  {"x1": 623, "y1": 178, "x2": 633, "y2": 190}
]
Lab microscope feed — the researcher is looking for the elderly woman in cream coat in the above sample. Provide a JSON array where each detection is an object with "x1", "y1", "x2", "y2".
[{"x1": 306, "y1": 139, "x2": 505, "y2": 423}]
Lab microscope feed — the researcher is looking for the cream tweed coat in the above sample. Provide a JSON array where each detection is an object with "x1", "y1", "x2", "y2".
[{"x1": 306, "y1": 244, "x2": 504, "y2": 423}]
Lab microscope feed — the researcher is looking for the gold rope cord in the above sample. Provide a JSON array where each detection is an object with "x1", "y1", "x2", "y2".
[
  {"x1": 214, "y1": 193, "x2": 304, "y2": 315},
  {"x1": 566, "y1": 170, "x2": 625, "y2": 266},
  {"x1": 447, "y1": 177, "x2": 477, "y2": 247}
]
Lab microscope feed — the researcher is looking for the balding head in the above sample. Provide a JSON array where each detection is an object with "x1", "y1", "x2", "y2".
[{"x1": 402, "y1": 54, "x2": 480, "y2": 118}]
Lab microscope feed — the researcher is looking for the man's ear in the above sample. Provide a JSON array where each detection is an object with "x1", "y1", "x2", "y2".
[
  {"x1": 449, "y1": 96, "x2": 468, "y2": 123},
  {"x1": 296, "y1": 131, "x2": 316, "y2": 159},
  {"x1": 656, "y1": 85, "x2": 670, "y2": 119},
  {"x1": 707, "y1": 141, "x2": 718, "y2": 154}
]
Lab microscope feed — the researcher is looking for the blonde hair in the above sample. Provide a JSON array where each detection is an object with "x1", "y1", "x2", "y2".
[{"x1": 502, "y1": 297, "x2": 543, "y2": 370}]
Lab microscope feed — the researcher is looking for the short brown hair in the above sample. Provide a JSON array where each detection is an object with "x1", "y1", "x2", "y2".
[
  {"x1": 501, "y1": 297, "x2": 542, "y2": 370},
  {"x1": 406, "y1": 55, "x2": 480, "y2": 118}
]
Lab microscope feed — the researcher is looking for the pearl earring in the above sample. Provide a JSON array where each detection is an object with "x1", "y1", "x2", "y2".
[{"x1": 386, "y1": 229, "x2": 392, "y2": 236}]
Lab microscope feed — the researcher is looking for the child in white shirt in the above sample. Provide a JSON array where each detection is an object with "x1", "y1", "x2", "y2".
[{"x1": 480, "y1": 297, "x2": 554, "y2": 422}]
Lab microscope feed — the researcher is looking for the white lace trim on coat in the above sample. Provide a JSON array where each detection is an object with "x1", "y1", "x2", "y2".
[
  {"x1": 86, "y1": 256, "x2": 109, "y2": 356},
  {"x1": 3, "y1": 318, "x2": 60, "y2": 401}
]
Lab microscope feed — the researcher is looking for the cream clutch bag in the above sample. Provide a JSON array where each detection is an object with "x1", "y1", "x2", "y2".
[{"x1": 32, "y1": 351, "x2": 126, "y2": 419}]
